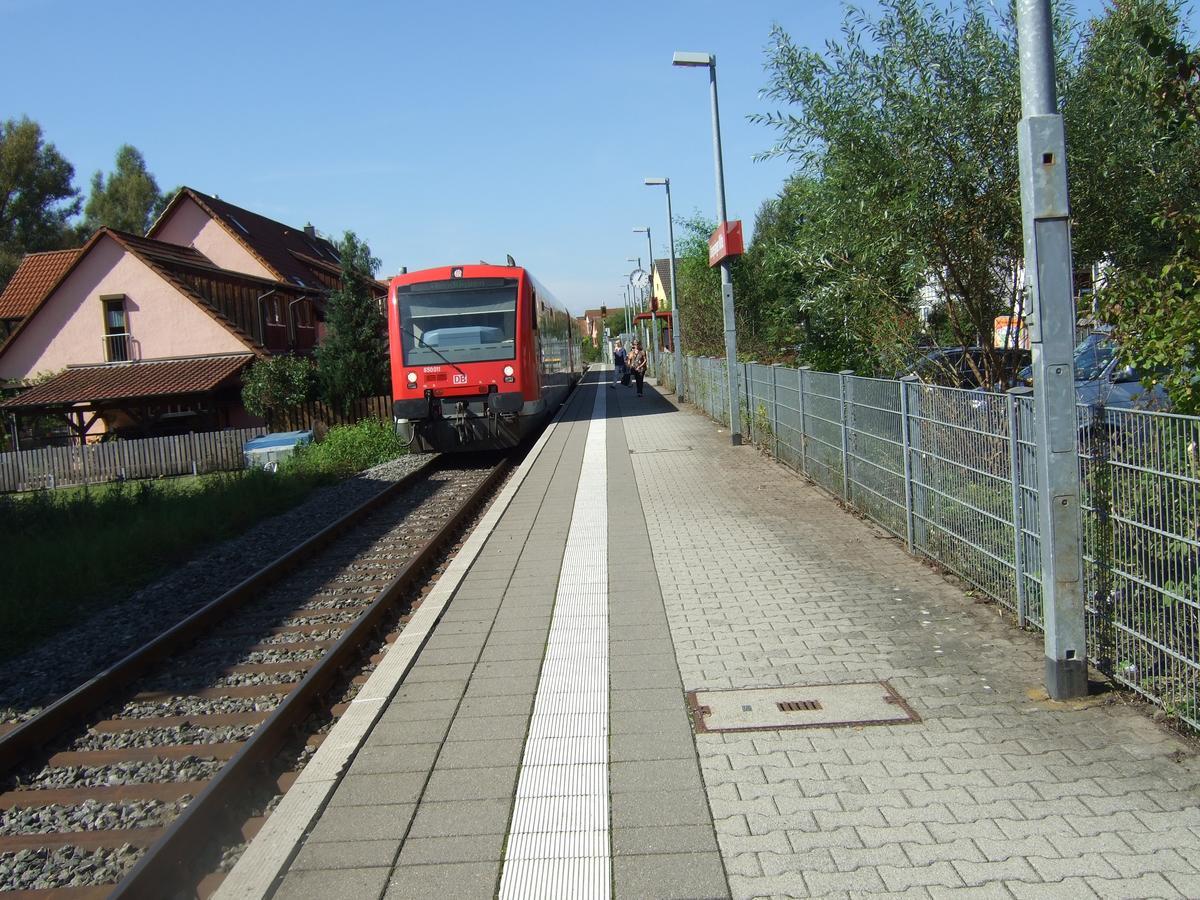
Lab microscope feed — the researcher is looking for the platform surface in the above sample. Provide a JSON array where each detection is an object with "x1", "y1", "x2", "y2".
[{"x1": 263, "y1": 371, "x2": 1200, "y2": 900}]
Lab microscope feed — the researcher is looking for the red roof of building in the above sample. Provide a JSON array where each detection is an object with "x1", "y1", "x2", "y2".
[
  {"x1": 0, "y1": 229, "x2": 321, "y2": 365},
  {"x1": 160, "y1": 188, "x2": 343, "y2": 290},
  {"x1": 0, "y1": 249, "x2": 81, "y2": 320},
  {"x1": 1, "y1": 354, "x2": 254, "y2": 410},
  {"x1": 633, "y1": 311, "x2": 673, "y2": 323}
]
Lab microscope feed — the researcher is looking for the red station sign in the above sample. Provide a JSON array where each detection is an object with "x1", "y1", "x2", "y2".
[{"x1": 708, "y1": 220, "x2": 744, "y2": 267}]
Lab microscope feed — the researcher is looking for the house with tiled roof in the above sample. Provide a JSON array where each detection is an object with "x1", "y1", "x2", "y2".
[
  {"x1": 0, "y1": 249, "x2": 80, "y2": 342},
  {"x1": 149, "y1": 188, "x2": 346, "y2": 292},
  {"x1": 651, "y1": 258, "x2": 679, "y2": 310},
  {"x1": 0, "y1": 189, "x2": 382, "y2": 445},
  {"x1": 580, "y1": 308, "x2": 607, "y2": 347}
]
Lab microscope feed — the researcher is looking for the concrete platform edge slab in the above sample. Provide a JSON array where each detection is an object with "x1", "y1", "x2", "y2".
[{"x1": 214, "y1": 388, "x2": 587, "y2": 900}]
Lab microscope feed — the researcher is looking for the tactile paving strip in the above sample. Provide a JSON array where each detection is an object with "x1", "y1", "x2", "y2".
[{"x1": 499, "y1": 383, "x2": 610, "y2": 899}]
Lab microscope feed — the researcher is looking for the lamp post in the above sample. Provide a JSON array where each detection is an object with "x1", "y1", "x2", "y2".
[
  {"x1": 674, "y1": 50, "x2": 741, "y2": 444},
  {"x1": 645, "y1": 178, "x2": 683, "y2": 400},
  {"x1": 633, "y1": 227, "x2": 658, "y2": 374},
  {"x1": 1016, "y1": 0, "x2": 1087, "y2": 699}
]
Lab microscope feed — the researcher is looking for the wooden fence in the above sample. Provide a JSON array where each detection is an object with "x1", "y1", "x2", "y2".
[
  {"x1": 0, "y1": 426, "x2": 268, "y2": 493},
  {"x1": 274, "y1": 395, "x2": 393, "y2": 433}
]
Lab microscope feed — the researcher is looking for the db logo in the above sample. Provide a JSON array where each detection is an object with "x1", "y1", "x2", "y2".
[{"x1": 453, "y1": 373, "x2": 468, "y2": 385}]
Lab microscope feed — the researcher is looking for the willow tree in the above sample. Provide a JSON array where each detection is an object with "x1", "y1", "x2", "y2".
[{"x1": 754, "y1": 0, "x2": 1031, "y2": 382}]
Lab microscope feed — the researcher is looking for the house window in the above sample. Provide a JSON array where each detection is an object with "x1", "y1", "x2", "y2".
[
  {"x1": 266, "y1": 296, "x2": 284, "y2": 326},
  {"x1": 103, "y1": 297, "x2": 129, "y2": 362},
  {"x1": 295, "y1": 301, "x2": 314, "y2": 329}
]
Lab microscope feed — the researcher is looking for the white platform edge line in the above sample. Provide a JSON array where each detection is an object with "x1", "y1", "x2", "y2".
[
  {"x1": 213, "y1": 375, "x2": 600, "y2": 900},
  {"x1": 499, "y1": 382, "x2": 609, "y2": 900}
]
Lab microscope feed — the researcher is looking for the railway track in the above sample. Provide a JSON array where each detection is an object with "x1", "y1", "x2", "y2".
[{"x1": 0, "y1": 452, "x2": 513, "y2": 898}]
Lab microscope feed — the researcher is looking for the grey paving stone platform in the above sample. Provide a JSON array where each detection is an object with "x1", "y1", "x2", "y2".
[
  {"x1": 272, "y1": 374, "x2": 726, "y2": 900},
  {"x1": 270, "y1": 370, "x2": 1200, "y2": 900},
  {"x1": 624, "y1": 379, "x2": 1200, "y2": 899}
]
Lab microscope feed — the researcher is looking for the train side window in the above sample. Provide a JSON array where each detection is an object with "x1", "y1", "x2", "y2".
[{"x1": 531, "y1": 290, "x2": 538, "y2": 330}]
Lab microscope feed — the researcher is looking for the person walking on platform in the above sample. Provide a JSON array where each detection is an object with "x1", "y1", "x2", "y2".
[
  {"x1": 628, "y1": 340, "x2": 648, "y2": 397},
  {"x1": 610, "y1": 339, "x2": 628, "y2": 389}
]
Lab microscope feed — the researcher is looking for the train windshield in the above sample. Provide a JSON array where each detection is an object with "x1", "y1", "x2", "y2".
[{"x1": 397, "y1": 278, "x2": 518, "y2": 365}]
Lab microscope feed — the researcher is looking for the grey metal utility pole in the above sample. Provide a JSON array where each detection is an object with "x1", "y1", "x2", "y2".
[
  {"x1": 1017, "y1": 0, "x2": 1087, "y2": 699},
  {"x1": 645, "y1": 178, "x2": 684, "y2": 401},
  {"x1": 674, "y1": 51, "x2": 741, "y2": 444}
]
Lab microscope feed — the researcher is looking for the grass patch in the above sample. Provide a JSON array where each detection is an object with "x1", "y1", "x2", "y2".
[{"x1": 0, "y1": 419, "x2": 407, "y2": 660}]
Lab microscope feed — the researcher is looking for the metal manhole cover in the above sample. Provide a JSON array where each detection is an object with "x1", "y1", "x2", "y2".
[{"x1": 686, "y1": 682, "x2": 919, "y2": 733}]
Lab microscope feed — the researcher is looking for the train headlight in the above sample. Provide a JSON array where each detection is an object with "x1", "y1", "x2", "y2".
[
  {"x1": 407, "y1": 371, "x2": 418, "y2": 388},
  {"x1": 503, "y1": 365, "x2": 515, "y2": 383}
]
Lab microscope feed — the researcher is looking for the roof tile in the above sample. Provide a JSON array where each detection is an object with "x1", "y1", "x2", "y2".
[
  {"x1": 0, "y1": 249, "x2": 81, "y2": 320},
  {"x1": 180, "y1": 189, "x2": 342, "y2": 289},
  {"x1": 2, "y1": 354, "x2": 254, "y2": 409}
]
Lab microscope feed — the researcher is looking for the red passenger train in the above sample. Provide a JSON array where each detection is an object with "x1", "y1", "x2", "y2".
[{"x1": 387, "y1": 264, "x2": 581, "y2": 452}]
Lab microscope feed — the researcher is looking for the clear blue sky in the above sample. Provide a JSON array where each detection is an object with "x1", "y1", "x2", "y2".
[{"x1": 4, "y1": 0, "x2": 1119, "y2": 315}]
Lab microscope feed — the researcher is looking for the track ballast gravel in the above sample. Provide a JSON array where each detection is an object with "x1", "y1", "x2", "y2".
[{"x1": 0, "y1": 454, "x2": 431, "y2": 722}]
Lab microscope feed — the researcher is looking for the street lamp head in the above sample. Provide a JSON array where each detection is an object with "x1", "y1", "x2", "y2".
[
  {"x1": 633, "y1": 227, "x2": 649, "y2": 234},
  {"x1": 644, "y1": 178, "x2": 668, "y2": 186},
  {"x1": 672, "y1": 50, "x2": 713, "y2": 67}
]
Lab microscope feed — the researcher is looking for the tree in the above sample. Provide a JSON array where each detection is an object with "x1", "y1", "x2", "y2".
[
  {"x1": 315, "y1": 232, "x2": 386, "y2": 412},
  {"x1": 670, "y1": 213, "x2": 724, "y2": 356},
  {"x1": 1088, "y1": 1, "x2": 1200, "y2": 414},
  {"x1": 1065, "y1": 0, "x2": 1200, "y2": 274},
  {"x1": 241, "y1": 354, "x2": 316, "y2": 429},
  {"x1": 0, "y1": 117, "x2": 80, "y2": 290},
  {"x1": 754, "y1": 0, "x2": 1030, "y2": 383},
  {"x1": 82, "y1": 145, "x2": 166, "y2": 235}
]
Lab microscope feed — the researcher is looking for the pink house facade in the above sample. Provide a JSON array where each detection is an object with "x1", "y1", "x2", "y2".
[{"x1": 0, "y1": 189, "x2": 366, "y2": 445}]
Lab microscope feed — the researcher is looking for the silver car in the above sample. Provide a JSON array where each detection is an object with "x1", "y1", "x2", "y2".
[{"x1": 1020, "y1": 328, "x2": 1171, "y2": 411}]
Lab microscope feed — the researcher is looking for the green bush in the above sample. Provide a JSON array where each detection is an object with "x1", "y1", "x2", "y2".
[{"x1": 285, "y1": 418, "x2": 406, "y2": 480}]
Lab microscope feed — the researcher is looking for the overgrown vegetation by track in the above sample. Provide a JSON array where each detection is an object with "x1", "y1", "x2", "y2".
[{"x1": 0, "y1": 419, "x2": 408, "y2": 659}]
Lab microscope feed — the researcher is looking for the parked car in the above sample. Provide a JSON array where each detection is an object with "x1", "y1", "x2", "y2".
[
  {"x1": 1017, "y1": 327, "x2": 1170, "y2": 411},
  {"x1": 902, "y1": 346, "x2": 1031, "y2": 390}
]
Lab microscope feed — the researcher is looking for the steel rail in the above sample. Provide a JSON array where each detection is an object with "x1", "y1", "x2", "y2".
[
  {"x1": 0, "y1": 455, "x2": 439, "y2": 776},
  {"x1": 109, "y1": 457, "x2": 512, "y2": 899}
]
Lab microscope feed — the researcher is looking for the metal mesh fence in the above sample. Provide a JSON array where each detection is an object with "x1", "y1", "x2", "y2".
[{"x1": 676, "y1": 356, "x2": 1200, "y2": 729}]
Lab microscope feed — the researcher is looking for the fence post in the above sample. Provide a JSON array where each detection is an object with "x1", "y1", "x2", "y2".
[
  {"x1": 1088, "y1": 396, "x2": 1114, "y2": 674},
  {"x1": 770, "y1": 364, "x2": 780, "y2": 461},
  {"x1": 838, "y1": 370, "x2": 854, "y2": 500},
  {"x1": 191, "y1": 431, "x2": 199, "y2": 477},
  {"x1": 739, "y1": 362, "x2": 748, "y2": 441},
  {"x1": 798, "y1": 367, "x2": 809, "y2": 477},
  {"x1": 78, "y1": 438, "x2": 89, "y2": 487},
  {"x1": 900, "y1": 376, "x2": 916, "y2": 554},
  {"x1": 1007, "y1": 388, "x2": 1028, "y2": 628}
]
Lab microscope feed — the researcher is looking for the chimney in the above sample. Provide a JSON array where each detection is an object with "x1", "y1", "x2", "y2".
[{"x1": 303, "y1": 223, "x2": 316, "y2": 239}]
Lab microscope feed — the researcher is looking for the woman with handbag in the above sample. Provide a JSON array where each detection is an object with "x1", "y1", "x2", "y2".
[{"x1": 628, "y1": 340, "x2": 648, "y2": 397}]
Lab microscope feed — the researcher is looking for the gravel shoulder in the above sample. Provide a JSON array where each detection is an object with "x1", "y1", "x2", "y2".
[{"x1": 0, "y1": 454, "x2": 433, "y2": 721}]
